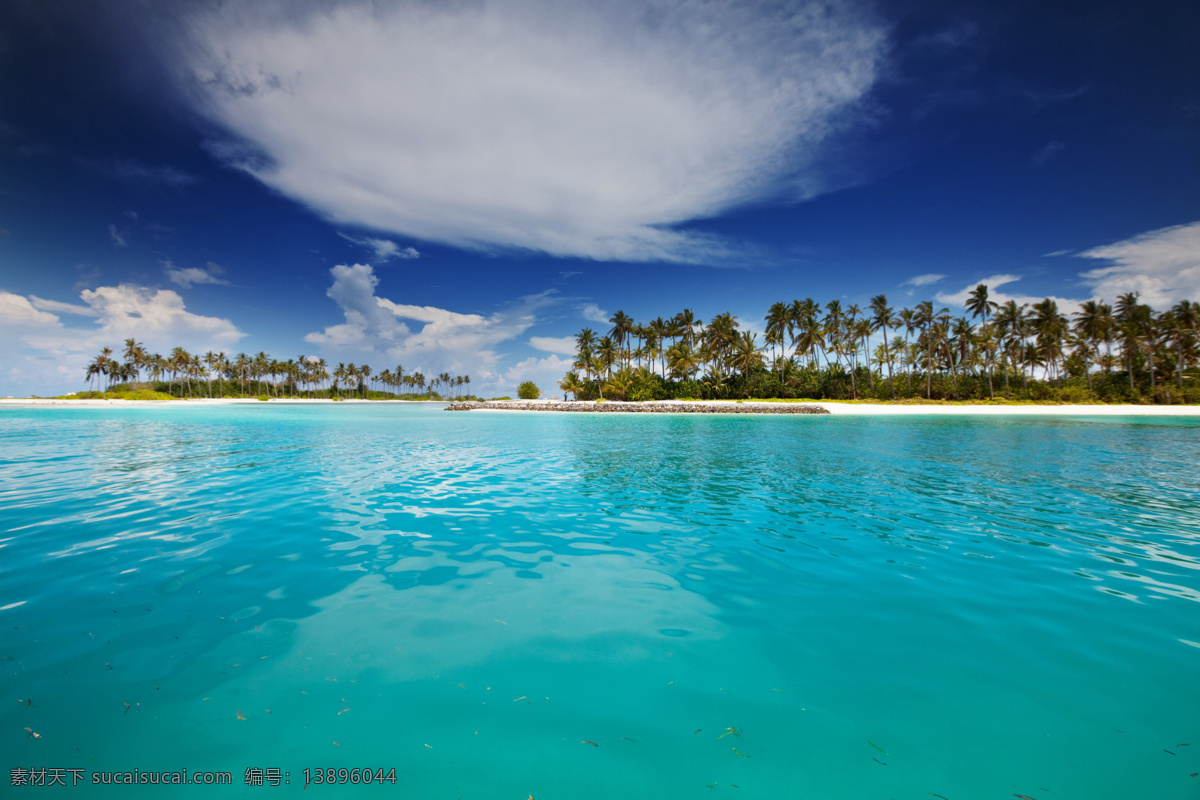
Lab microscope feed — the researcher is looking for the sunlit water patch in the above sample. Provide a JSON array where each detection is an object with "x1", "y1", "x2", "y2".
[{"x1": 2, "y1": 404, "x2": 1198, "y2": 797}]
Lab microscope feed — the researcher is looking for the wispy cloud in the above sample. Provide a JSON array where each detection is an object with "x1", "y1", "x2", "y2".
[
  {"x1": 182, "y1": 0, "x2": 887, "y2": 263},
  {"x1": 1077, "y1": 220, "x2": 1200, "y2": 308},
  {"x1": 29, "y1": 296, "x2": 100, "y2": 317},
  {"x1": 87, "y1": 158, "x2": 198, "y2": 188},
  {"x1": 339, "y1": 233, "x2": 419, "y2": 262},
  {"x1": 1043, "y1": 249, "x2": 1072, "y2": 257},
  {"x1": 108, "y1": 224, "x2": 127, "y2": 248},
  {"x1": 1032, "y1": 140, "x2": 1065, "y2": 165},
  {"x1": 163, "y1": 260, "x2": 229, "y2": 289},
  {"x1": 900, "y1": 273, "x2": 944, "y2": 288}
]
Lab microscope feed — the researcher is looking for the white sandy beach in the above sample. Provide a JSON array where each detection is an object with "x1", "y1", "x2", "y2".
[{"x1": 3, "y1": 397, "x2": 1199, "y2": 416}]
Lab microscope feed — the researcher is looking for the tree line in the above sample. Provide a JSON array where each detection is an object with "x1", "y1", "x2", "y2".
[
  {"x1": 82, "y1": 341, "x2": 472, "y2": 400},
  {"x1": 558, "y1": 288, "x2": 1200, "y2": 403}
]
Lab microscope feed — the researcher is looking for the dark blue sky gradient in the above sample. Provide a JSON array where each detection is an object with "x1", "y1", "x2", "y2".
[{"x1": 1, "y1": 0, "x2": 1197, "y2": 395}]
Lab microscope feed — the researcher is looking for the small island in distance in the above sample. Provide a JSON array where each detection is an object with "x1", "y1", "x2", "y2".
[{"x1": 45, "y1": 285, "x2": 1199, "y2": 408}]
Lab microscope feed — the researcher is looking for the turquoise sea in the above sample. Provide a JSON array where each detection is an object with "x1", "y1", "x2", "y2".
[{"x1": 2, "y1": 404, "x2": 1198, "y2": 798}]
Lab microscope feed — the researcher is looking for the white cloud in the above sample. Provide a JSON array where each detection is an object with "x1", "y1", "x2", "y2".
[
  {"x1": 900, "y1": 273, "x2": 944, "y2": 288},
  {"x1": 304, "y1": 263, "x2": 554, "y2": 392},
  {"x1": 164, "y1": 260, "x2": 229, "y2": 289},
  {"x1": 182, "y1": 0, "x2": 887, "y2": 263},
  {"x1": 1043, "y1": 249, "x2": 1072, "y2": 257},
  {"x1": 108, "y1": 224, "x2": 127, "y2": 248},
  {"x1": 579, "y1": 303, "x2": 609, "y2": 324},
  {"x1": 0, "y1": 284, "x2": 245, "y2": 396},
  {"x1": 339, "y1": 233, "x2": 420, "y2": 262},
  {"x1": 935, "y1": 274, "x2": 1085, "y2": 314},
  {"x1": 0, "y1": 292, "x2": 61, "y2": 327},
  {"x1": 529, "y1": 336, "x2": 577, "y2": 355},
  {"x1": 28, "y1": 295, "x2": 100, "y2": 317},
  {"x1": 503, "y1": 354, "x2": 574, "y2": 396},
  {"x1": 1076, "y1": 220, "x2": 1200, "y2": 309}
]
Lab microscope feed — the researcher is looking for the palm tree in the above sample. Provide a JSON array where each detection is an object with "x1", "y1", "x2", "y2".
[
  {"x1": 1030, "y1": 299, "x2": 1068, "y2": 386},
  {"x1": 666, "y1": 341, "x2": 699, "y2": 381},
  {"x1": 965, "y1": 284, "x2": 998, "y2": 399},
  {"x1": 1169, "y1": 299, "x2": 1199, "y2": 390},
  {"x1": 869, "y1": 294, "x2": 896, "y2": 398},
  {"x1": 731, "y1": 331, "x2": 764, "y2": 379},
  {"x1": 608, "y1": 310, "x2": 635, "y2": 369},
  {"x1": 1072, "y1": 300, "x2": 1110, "y2": 397},
  {"x1": 1115, "y1": 292, "x2": 1144, "y2": 391},
  {"x1": 912, "y1": 302, "x2": 938, "y2": 398}
]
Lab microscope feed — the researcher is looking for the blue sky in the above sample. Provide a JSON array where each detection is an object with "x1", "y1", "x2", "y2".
[{"x1": 1, "y1": 0, "x2": 1197, "y2": 396}]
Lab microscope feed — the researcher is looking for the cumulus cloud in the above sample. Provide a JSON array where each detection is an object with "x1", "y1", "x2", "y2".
[
  {"x1": 503, "y1": 354, "x2": 574, "y2": 396},
  {"x1": 900, "y1": 273, "x2": 944, "y2": 288},
  {"x1": 304, "y1": 263, "x2": 554, "y2": 388},
  {"x1": 181, "y1": 0, "x2": 887, "y2": 263},
  {"x1": 164, "y1": 260, "x2": 229, "y2": 289},
  {"x1": 579, "y1": 303, "x2": 610, "y2": 324},
  {"x1": 0, "y1": 292, "x2": 61, "y2": 327},
  {"x1": 529, "y1": 336, "x2": 577, "y2": 355},
  {"x1": 339, "y1": 233, "x2": 420, "y2": 262},
  {"x1": 1076, "y1": 220, "x2": 1200, "y2": 309},
  {"x1": 0, "y1": 284, "x2": 245, "y2": 395}
]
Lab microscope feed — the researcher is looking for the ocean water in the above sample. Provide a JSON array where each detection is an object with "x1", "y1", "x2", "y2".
[{"x1": 1, "y1": 403, "x2": 1198, "y2": 798}]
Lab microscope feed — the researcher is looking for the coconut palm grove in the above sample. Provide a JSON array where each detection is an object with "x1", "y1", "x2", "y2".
[{"x1": 78, "y1": 284, "x2": 1199, "y2": 404}]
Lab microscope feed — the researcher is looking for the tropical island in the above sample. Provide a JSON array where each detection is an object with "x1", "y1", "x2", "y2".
[
  {"x1": 20, "y1": 284, "x2": 1197, "y2": 408},
  {"x1": 555, "y1": 287, "x2": 1199, "y2": 405}
]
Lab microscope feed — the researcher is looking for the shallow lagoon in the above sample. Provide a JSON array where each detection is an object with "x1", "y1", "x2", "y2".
[{"x1": 2, "y1": 404, "x2": 1198, "y2": 797}]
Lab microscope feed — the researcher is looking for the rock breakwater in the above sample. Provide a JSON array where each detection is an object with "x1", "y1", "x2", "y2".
[{"x1": 445, "y1": 400, "x2": 830, "y2": 414}]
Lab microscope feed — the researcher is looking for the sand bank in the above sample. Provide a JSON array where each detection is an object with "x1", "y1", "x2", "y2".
[
  {"x1": 447, "y1": 399, "x2": 1200, "y2": 416},
  {"x1": 4, "y1": 397, "x2": 1198, "y2": 416}
]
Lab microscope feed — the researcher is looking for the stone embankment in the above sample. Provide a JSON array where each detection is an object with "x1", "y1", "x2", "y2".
[{"x1": 445, "y1": 400, "x2": 830, "y2": 414}]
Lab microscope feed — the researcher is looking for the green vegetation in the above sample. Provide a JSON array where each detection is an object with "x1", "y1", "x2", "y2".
[
  {"x1": 517, "y1": 381, "x2": 541, "y2": 400},
  {"x1": 79, "y1": 338, "x2": 477, "y2": 401},
  {"x1": 559, "y1": 290, "x2": 1200, "y2": 404}
]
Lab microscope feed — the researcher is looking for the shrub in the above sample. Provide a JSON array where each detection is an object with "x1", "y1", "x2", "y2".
[
  {"x1": 517, "y1": 381, "x2": 540, "y2": 400},
  {"x1": 258, "y1": 395, "x2": 270, "y2": 402}
]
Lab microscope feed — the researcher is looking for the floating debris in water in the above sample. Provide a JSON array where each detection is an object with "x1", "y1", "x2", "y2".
[
  {"x1": 732, "y1": 748, "x2": 750, "y2": 758},
  {"x1": 719, "y1": 727, "x2": 742, "y2": 739},
  {"x1": 235, "y1": 711, "x2": 246, "y2": 721},
  {"x1": 872, "y1": 758, "x2": 886, "y2": 766},
  {"x1": 25, "y1": 727, "x2": 41, "y2": 739},
  {"x1": 868, "y1": 741, "x2": 887, "y2": 754},
  {"x1": 581, "y1": 740, "x2": 599, "y2": 747},
  {"x1": 338, "y1": 708, "x2": 350, "y2": 716}
]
